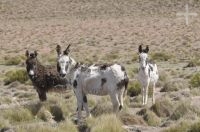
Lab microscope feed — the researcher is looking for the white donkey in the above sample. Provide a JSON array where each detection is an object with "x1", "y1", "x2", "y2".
[
  {"x1": 56, "y1": 45, "x2": 129, "y2": 122},
  {"x1": 137, "y1": 45, "x2": 159, "y2": 105}
]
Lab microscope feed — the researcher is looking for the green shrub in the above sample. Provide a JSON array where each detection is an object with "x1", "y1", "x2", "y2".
[
  {"x1": 151, "y1": 97, "x2": 173, "y2": 117},
  {"x1": 127, "y1": 81, "x2": 141, "y2": 97},
  {"x1": 151, "y1": 52, "x2": 172, "y2": 61},
  {"x1": 4, "y1": 69, "x2": 29, "y2": 85},
  {"x1": 2, "y1": 108, "x2": 34, "y2": 124},
  {"x1": 4, "y1": 56, "x2": 22, "y2": 65},
  {"x1": 190, "y1": 73, "x2": 200, "y2": 88}
]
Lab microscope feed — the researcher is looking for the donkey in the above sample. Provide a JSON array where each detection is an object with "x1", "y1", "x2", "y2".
[
  {"x1": 25, "y1": 50, "x2": 67, "y2": 101},
  {"x1": 56, "y1": 45, "x2": 129, "y2": 122},
  {"x1": 138, "y1": 45, "x2": 159, "y2": 105}
]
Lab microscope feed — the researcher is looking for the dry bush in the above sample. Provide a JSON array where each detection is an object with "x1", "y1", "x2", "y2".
[
  {"x1": 157, "y1": 71, "x2": 170, "y2": 87},
  {"x1": 160, "y1": 80, "x2": 185, "y2": 92},
  {"x1": 119, "y1": 112, "x2": 146, "y2": 126},
  {"x1": 190, "y1": 73, "x2": 200, "y2": 88},
  {"x1": 143, "y1": 110, "x2": 161, "y2": 126},
  {"x1": 127, "y1": 80, "x2": 141, "y2": 97},
  {"x1": 170, "y1": 101, "x2": 191, "y2": 120},
  {"x1": 36, "y1": 106, "x2": 54, "y2": 122},
  {"x1": 87, "y1": 114, "x2": 125, "y2": 132},
  {"x1": 91, "y1": 101, "x2": 113, "y2": 117},
  {"x1": 151, "y1": 97, "x2": 173, "y2": 117},
  {"x1": 137, "y1": 108, "x2": 161, "y2": 126},
  {"x1": 4, "y1": 69, "x2": 29, "y2": 85}
]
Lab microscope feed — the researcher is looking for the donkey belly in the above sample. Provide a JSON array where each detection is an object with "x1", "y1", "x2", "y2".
[{"x1": 83, "y1": 81, "x2": 109, "y2": 96}]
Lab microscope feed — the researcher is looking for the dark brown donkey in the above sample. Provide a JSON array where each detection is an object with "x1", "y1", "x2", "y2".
[{"x1": 25, "y1": 50, "x2": 68, "y2": 101}]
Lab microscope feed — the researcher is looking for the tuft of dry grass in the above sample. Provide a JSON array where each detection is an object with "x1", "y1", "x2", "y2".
[
  {"x1": 2, "y1": 108, "x2": 34, "y2": 124},
  {"x1": 87, "y1": 114, "x2": 125, "y2": 132},
  {"x1": 4, "y1": 56, "x2": 24, "y2": 65},
  {"x1": 160, "y1": 80, "x2": 184, "y2": 92},
  {"x1": 15, "y1": 119, "x2": 78, "y2": 132},
  {"x1": 164, "y1": 121, "x2": 190, "y2": 132},
  {"x1": 137, "y1": 108, "x2": 161, "y2": 126},
  {"x1": 170, "y1": 101, "x2": 191, "y2": 120}
]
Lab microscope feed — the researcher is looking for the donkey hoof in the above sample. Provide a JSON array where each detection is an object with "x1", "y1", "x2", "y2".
[{"x1": 119, "y1": 105, "x2": 123, "y2": 111}]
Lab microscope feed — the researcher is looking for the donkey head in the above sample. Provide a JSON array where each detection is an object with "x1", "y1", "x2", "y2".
[
  {"x1": 138, "y1": 45, "x2": 149, "y2": 70},
  {"x1": 25, "y1": 50, "x2": 38, "y2": 78},
  {"x1": 56, "y1": 44, "x2": 72, "y2": 77}
]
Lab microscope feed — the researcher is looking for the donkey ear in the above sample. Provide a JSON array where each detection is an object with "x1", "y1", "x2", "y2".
[
  {"x1": 144, "y1": 45, "x2": 149, "y2": 53},
  {"x1": 56, "y1": 45, "x2": 62, "y2": 56},
  {"x1": 25, "y1": 50, "x2": 29, "y2": 58},
  {"x1": 34, "y1": 51, "x2": 38, "y2": 57},
  {"x1": 63, "y1": 44, "x2": 71, "y2": 55},
  {"x1": 138, "y1": 45, "x2": 143, "y2": 53}
]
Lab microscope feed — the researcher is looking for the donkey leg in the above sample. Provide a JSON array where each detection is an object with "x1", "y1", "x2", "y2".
[
  {"x1": 74, "y1": 90, "x2": 83, "y2": 123},
  {"x1": 145, "y1": 82, "x2": 150, "y2": 105},
  {"x1": 117, "y1": 89, "x2": 124, "y2": 111},
  {"x1": 142, "y1": 87, "x2": 145, "y2": 105},
  {"x1": 82, "y1": 94, "x2": 91, "y2": 117},
  {"x1": 110, "y1": 93, "x2": 120, "y2": 113},
  {"x1": 152, "y1": 83, "x2": 156, "y2": 104}
]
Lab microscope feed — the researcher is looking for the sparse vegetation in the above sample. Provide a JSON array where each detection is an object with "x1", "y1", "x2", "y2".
[
  {"x1": 4, "y1": 69, "x2": 29, "y2": 85},
  {"x1": 190, "y1": 73, "x2": 200, "y2": 88}
]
